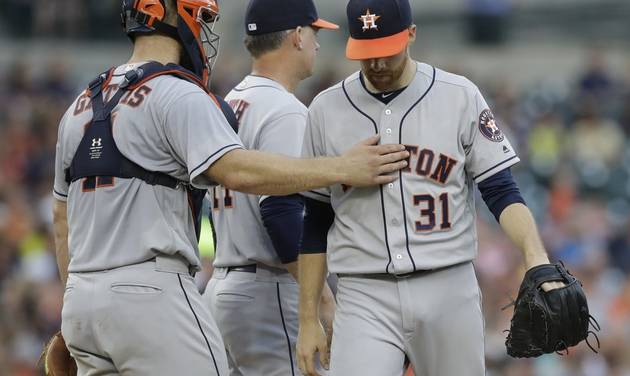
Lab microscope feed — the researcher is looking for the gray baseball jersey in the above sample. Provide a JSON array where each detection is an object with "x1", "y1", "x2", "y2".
[
  {"x1": 204, "y1": 75, "x2": 312, "y2": 376},
  {"x1": 210, "y1": 75, "x2": 307, "y2": 268},
  {"x1": 302, "y1": 61, "x2": 519, "y2": 275},
  {"x1": 53, "y1": 63, "x2": 243, "y2": 273}
]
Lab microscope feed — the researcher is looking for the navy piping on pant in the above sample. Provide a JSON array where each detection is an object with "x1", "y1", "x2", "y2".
[
  {"x1": 276, "y1": 282, "x2": 296, "y2": 376},
  {"x1": 178, "y1": 274, "x2": 221, "y2": 375}
]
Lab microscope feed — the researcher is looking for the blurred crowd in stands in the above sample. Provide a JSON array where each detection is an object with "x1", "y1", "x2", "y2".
[
  {"x1": 0, "y1": 47, "x2": 629, "y2": 376},
  {"x1": 1, "y1": 0, "x2": 121, "y2": 39}
]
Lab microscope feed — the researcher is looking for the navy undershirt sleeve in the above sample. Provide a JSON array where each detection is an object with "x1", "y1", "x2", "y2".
[
  {"x1": 477, "y1": 168, "x2": 526, "y2": 222},
  {"x1": 301, "y1": 197, "x2": 334, "y2": 254},
  {"x1": 260, "y1": 195, "x2": 304, "y2": 264}
]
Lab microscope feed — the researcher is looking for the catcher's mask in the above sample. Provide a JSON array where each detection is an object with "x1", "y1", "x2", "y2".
[{"x1": 121, "y1": 0, "x2": 220, "y2": 86}]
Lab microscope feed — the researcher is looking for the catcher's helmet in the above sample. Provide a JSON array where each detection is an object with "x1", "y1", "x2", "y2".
[{"x1": 121, "y1": 0, "x2": 220, "y2": 86}]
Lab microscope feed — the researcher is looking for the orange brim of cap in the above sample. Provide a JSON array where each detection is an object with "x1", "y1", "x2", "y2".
[
  {"x1": 346, "y1": 29, "x2": 409, "y2": 60},
  {"x1": 312, "y1": 18, "x2": 339, "y2": 30}
]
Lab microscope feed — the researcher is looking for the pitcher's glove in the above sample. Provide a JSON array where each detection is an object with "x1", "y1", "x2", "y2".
[
  {"x1": 504, "y1": 262, "x2": 600, "y2": 358},
  {"x1": 39, "y1": 331, "x2": 77, "y2": 376}
]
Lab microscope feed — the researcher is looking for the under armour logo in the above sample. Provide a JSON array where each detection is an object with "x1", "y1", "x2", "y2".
[
  {"x1": 359, "y1": 9, "x2": 380, "y2": 31},
  {"x1": 92, "y1": 138, "x2": 102, "y2": 147}
]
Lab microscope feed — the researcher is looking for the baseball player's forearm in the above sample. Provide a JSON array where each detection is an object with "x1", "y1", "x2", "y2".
[
  {"x1": 206, "y1": 137, "x2": 408, "y2": 195},
  {"x1": 294, "y1": 258, "x2": 335, "y2": 321},
  {"x1": 294, "y1": 258, "x2": 335, "y2": 323},
  {"x1": 52, "y1": 199, "x2": 70, "y2": 287},
  {"x1": 209, "y1": 149, "x2": 341, "y2": 195},
  {"x1": 499, "y1": 203, "x2": 550, "y2": 269},
  {"x1": 298, "y1": 253, "x2": 328, "y2": 322},
  {"x1": 318, "y1": 282, "x2": 336, "y2": 332}
]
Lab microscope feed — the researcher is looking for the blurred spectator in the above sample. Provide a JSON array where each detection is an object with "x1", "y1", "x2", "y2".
[
  {"x1": 33, "y1": 0, "x2": 85, "y2": 39},
  {"x1": 565, "y1": 100, "x2": 625, "y2": 191},
  {"x1": 620, "y1": 90, "x2": 630, "y2": 137},
  {"x1": 546, "y1": 170, "x2": 577, "y2": 223},
  {"x1": 2, "y1": 0, "x2": 35, "y2": 38},
  {"x1": 579, "y1": 51, "x2": 614, "y2": 100},
  {"x1": 567, "y1": 101, "x2": 624, "y2": 167},
  {"x1": 465, "y1": 0, "x2": 512, "y2": 45},
  {"x1": 527, "y1": 112, "x2": 564, "y2": 179},
  {"x1": 1, "y1": 0, "x2": 122, "y2": 39},
  {"x1": 608, "y1": 218, "x2": 630, "y2": 275}
]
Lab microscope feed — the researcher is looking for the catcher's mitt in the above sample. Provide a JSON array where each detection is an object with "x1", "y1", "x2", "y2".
[
  {"x1": 39, "y1": 331, "x2": 77, "y2": 376},
  {"x1": 504, "y1": 262, "x2": 600, "y2": 358}
]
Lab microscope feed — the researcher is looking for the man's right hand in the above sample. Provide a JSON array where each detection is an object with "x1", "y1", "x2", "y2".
[
  {"x1": 297, "y1": 320, "x2": 330, "y2": 376},
  {"x1": 318, "y1": 285, "x2": 336, "y2": 348},
  {"x1": 339, "y1": 135, "x2": 409, "y2": 186}
]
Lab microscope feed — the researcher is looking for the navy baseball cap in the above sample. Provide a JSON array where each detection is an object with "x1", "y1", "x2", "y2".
[
  {"x1": 245, "y1": 0, "x2": 338, "y2": 36},
  {"x1": 346, "y1": 0, "x2": 413, "y2": 60}
]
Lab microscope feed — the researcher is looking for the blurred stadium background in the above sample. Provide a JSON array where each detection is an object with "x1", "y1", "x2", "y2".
[{"x1": 1, "y1": 0, "x2": 630, "y2": 375}]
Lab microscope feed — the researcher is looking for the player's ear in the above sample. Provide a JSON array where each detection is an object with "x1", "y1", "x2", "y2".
[
  {"x1": 408, "y1": 24, "x2": 417, "y2": 43},
  {"x1": 292, "y1": 26, "x2": 304, "y2": 50}
]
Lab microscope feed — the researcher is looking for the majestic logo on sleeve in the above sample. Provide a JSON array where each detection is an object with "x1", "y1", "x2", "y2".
[
  {"x1": 479, "y1": 109, "x2": 504, "y2": 142},
  {"x1": 359, "y1": 9, "x2": 380, "y2": 31}
]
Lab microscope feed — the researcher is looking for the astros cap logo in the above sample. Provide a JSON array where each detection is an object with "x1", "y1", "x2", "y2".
[
  {"x1": 359, "y1": 9, "x2": 380, "y2": 31},
  {"x1": 346, "y1": 0, "x2": 412, "y2": 60}
]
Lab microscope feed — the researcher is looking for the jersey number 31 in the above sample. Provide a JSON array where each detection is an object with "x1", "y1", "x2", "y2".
[{"x1": 413, "y1": 193, "x2": 451, "y2": 232}]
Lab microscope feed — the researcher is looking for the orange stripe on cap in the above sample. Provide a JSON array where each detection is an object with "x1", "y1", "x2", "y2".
[
  {"x1": 346, "y1": 29, "x2": 409, "y2": 60},
  {"x1": 312, "y1": 18, "x2": 339, "y2": 30}
]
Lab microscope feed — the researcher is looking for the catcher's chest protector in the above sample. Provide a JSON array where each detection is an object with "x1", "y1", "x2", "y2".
[{"x1": 64, "y1": 62, "x2": 221, "y2": 239}]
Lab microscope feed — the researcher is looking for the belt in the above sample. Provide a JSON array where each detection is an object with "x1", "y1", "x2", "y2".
[
  {"x1": 338, "y1": 261, "x2": 469, "y2": 280},
  {"x1": 226, "y1": 264, "x2": 257, "y2": 273},
  {"x1": 154, "y1": 255, "x2": 197, "y2": 277}
]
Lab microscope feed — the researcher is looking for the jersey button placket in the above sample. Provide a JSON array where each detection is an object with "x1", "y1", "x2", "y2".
[
  {"x1": 381, "y1": 108, "x2": 395, "y2": 141},
  {"x1": 380, "y1": 108, "x2": 407, "y2": 273}
]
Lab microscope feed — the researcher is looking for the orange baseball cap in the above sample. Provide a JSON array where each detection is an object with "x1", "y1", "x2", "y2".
[{"x1": 346, "y1": 0, "x2": 413, "y2": 60}]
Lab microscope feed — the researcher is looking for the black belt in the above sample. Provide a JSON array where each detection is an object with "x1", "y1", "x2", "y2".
[
  {"x1": 226, "y1": 264, "x2": 257, "y2": 273},
  {"x1": 338, "y1": 261, "x2": 469, "y2": 279}
]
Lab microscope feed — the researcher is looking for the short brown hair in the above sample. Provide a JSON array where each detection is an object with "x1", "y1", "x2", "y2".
[{"x1": 244, "y1": 30, "x2": 290, "y2": 58}]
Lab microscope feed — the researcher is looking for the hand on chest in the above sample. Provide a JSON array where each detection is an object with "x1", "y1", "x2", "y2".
[{"x1": 325, "y1": 107, "x2": 462, "y2": 186}]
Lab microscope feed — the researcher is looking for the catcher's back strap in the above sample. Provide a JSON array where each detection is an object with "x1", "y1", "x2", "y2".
[{"x1": 64, "y1": 61, "x2": 233, "y2": 239}]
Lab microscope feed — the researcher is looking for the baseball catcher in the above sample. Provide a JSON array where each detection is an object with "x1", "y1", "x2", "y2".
[{"x1": 504, "y1": 262, "x2": 601, "y2": 358}]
